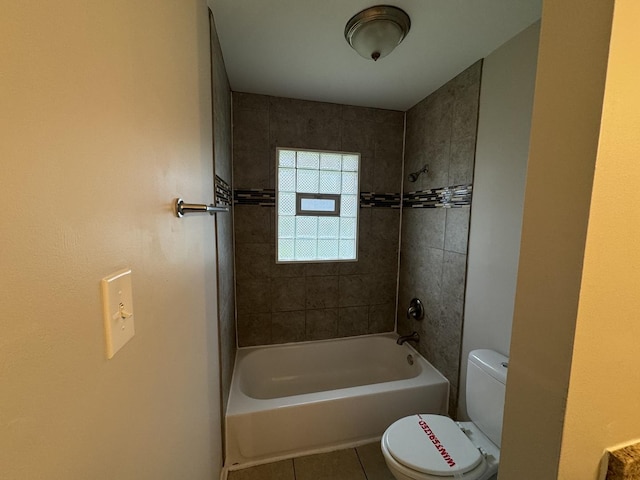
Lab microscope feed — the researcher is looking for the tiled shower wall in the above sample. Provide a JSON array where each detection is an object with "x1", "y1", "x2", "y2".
[
  {"x1": 232, "y1": 93, "x2": 404, "y2": 346},
  {"x1": 210, "y1": 13, "x2": 236, "y2": 417},
  {"x1": 397, "y1": 61, "x2": 482, "y2": 417}
]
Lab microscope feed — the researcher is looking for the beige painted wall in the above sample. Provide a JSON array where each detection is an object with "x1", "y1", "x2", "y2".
[
  {"x1": 458, "y1": 21, "x2": 539, "y2": 420},
  {"x1": 0, "y1": 1, "x2": 222, "y2": 479},
  {"x1": 500, "y1": 0, "x2": 615, "y2": 478},
  {"x1": 557, "y1": 1, "x2": 640, "y2": 477}
]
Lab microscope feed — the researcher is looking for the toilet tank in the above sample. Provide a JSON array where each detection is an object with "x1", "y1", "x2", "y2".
[{"x1": 466, "y1": 349, "x2": 508, "y2": 448}]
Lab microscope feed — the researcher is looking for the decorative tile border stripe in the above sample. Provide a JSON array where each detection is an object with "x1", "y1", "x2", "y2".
[
  {"x1": 403, "y1": 184, "x2": 473, "y2": 208},
  {"x1": 233, "y1": 189, "x2": 402, "y2": 208},
  {"x1": 233, "y1": 186, "x2": 471, "y2": 208},
  {"x1": 234, "y1": 188, "x2": 276, "y2": 206},
  {"x1": 215, "y1": 175, "x2": 232, "y2": 207},
  {"x1": 360, "y1": 192, "x2": 401, "y2": 208}
]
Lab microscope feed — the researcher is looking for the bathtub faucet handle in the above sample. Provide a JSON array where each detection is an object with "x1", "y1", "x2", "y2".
[{"x1": 406, "y1": 298, "x2": 424, "y2": 321}]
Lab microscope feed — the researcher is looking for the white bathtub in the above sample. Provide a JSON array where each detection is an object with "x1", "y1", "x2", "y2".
[{"x1": 225, "y1": 333, "x2": 449, "y2": 467}]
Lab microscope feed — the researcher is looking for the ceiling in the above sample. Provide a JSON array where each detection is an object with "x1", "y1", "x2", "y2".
[{"x1": 210, "y1": 0, "x2": 542, "y2": 111}]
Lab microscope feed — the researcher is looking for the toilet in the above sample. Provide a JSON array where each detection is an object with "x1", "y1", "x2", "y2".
[{"x1": 381, "y1": 349, "x2": 508, "y2": 480}]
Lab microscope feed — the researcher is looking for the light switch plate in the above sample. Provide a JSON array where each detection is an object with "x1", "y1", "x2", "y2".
[{"x1": 101, "y1": 268, "x2": 135, "y2": 359}]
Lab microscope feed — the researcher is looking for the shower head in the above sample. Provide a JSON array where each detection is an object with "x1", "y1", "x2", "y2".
[{"x1": 408, "y1": 164, "x2": 429, "y2": 183}]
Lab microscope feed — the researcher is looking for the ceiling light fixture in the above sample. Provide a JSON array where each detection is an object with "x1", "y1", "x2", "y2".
[{"x1": 344, "y1": 5, "x2": 411, "y2": 62}]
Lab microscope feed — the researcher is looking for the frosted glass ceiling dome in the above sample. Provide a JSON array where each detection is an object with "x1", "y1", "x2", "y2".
[{"x1": 344, "y1": 5, "x2": 411, "y2": 61}]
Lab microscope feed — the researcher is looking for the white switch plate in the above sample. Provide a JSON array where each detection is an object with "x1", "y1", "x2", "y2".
[{"x1": 101, "y1": 268, "x2": 135, "y2": 359}]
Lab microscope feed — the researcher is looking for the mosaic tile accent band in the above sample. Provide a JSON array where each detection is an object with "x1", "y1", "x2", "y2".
[
  {"x1": 233, "y1": 185, "x2": 472, "y2": 208},
  {"x1": 403, "y1": 184, "x2": 473, "y2": 208},
  {"x1": 215, "y1": 175, "x2": 232, "y2": 207},
  {"x1": 360, "y1": 192, "x2": 401, "y2": 208},
  {"x1": 234, "y1": 189, "x2": 276, "y2": 206}
]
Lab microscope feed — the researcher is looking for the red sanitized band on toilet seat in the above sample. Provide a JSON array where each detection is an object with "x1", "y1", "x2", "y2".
[
  {"x1": 416, "y1": 413, "x2": 457, "y2": 467},
  {"x1": 384, "y1": 414, "x2": 483, "y2": 476}
]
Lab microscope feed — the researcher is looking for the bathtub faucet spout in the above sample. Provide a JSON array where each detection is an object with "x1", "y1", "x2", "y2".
[{"x1": 396, "y1": 331, "x2": 420, "y2": 345}]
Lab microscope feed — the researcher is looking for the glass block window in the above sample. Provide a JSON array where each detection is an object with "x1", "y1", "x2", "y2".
[{"x1": 276, "y1": 148, "x2": 360, "y2": 263}]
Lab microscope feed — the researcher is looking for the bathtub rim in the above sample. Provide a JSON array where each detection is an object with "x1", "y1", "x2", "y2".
[
  {"x1": 235, "y1": 331, "x2": 405, "y2": 354},
  {"x1": 226, "y1": 332, "x2": 444, "y2": 416}
]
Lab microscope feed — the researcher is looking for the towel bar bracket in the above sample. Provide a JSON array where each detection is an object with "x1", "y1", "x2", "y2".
[{"x1": 174, "y1": 198, "x2": 229, "y2": 218}]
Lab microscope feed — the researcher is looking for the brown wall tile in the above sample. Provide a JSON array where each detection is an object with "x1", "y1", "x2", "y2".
[
  {"x1": 235, "y1": 243, "x2": 272, "y2": 279},
  {"x1": 234, "y1": 206, "x2": 272, "y2": 244},
  {"x1": 237, "y1": 313, "x2": 272, "y2": 347},
  {"x1": 339, "y1": 275, "x2": 371, "y2": 307},
  {"x1": 272, "y1": 276, "x2": 306, "y2": 312},
  {"x1": 272, "y1": 311, "x2": 306, "y2": 344},
  {"x1": 305, "y1": 276, "x2": 339, "y2": 309},
  {"x1": 305, "y1": 308, "x2": 339, "y2": 340},
  {"x1": 236, "y1": 278, "x2": 272, "y2": 314},
  {"x1": 444, "y1": 208, "x2": 471, "y2": 254},
  {"x1": 399, "y1": 61, "x2": 481, "y2": 416},
  {"x1": 233, "y1": 94, "x2": 403, "y2": 346},
  {"x1": 338, "y1": 306, "x2": 369, "y2": 337},
  {"x1": 368, "y1": 303, "x2": 396, "y2": 334}
]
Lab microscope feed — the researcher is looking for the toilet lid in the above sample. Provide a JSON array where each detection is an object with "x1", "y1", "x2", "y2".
[{"x1": 384, "y1": 414, "x2": 483, "y2": 477}]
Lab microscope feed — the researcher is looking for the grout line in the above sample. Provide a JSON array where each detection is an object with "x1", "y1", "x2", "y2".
[
  {"x1": 292, "y1": 457, "x2": 298, "y2": 480},
  {"x1": 354, "y1": 446, "x2": 370, "y2": 480}
]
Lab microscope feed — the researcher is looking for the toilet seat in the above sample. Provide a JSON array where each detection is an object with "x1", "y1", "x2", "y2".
[{"x1": 382, "y1": 414, "x2": 487, "y2": 480}]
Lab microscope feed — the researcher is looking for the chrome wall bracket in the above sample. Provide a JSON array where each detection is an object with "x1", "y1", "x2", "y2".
[{"x1": 174, "y1": 198, "x2": 229, "y2": 218}]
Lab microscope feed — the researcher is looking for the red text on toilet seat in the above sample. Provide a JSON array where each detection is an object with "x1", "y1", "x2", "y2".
[{"x1": 417, "y1": 416, "x2": 456, "y2": 468}]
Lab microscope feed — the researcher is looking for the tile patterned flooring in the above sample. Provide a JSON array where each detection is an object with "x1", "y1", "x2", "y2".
[{"x1": 227, "y1": 442, "x2": 395, "y2": 480}]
